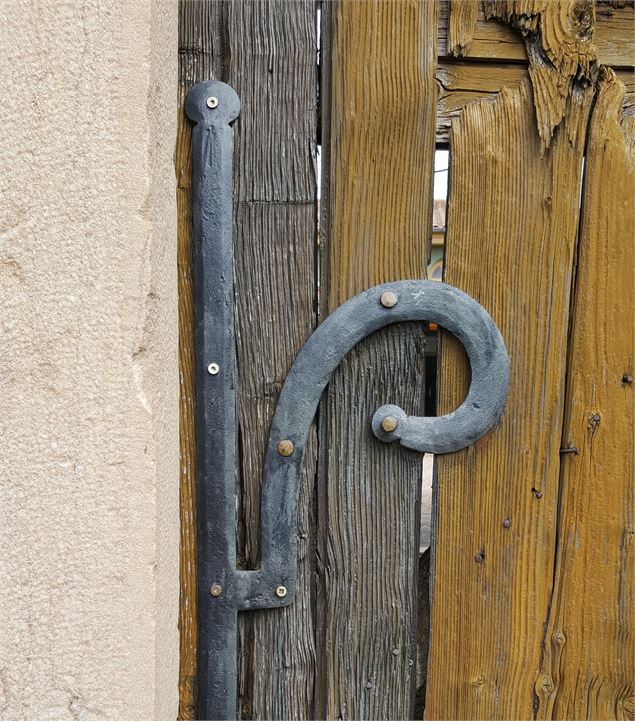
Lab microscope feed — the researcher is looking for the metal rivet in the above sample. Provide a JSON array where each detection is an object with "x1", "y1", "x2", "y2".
[
  {"x1": 210, "y1": 584, "x2": 222, "y2": 597},
  {"x1": 381, "y1": 415, "x2": 398, "y2": 433},
  {"x1": 277, "y1": 439, "x2": 294, "y2": 457},
  {"x1": 275, "y1": 585, "x2": 287, "y2": 598},
  {"x1": 380, "y1": 291, "x2": 398, "y2": 308},
  {"x1": 207, "y1": 96, "x2": 219, "y2": 109},
  {"x1": 208, "y1": 362, "x2": 220, "y2": 375},
  {"x1": 622, "y1": 373, "x2": 633, "y2": 384},
  {"x1": 502, "y1": 518, "x2": 511, "y2": 528}
]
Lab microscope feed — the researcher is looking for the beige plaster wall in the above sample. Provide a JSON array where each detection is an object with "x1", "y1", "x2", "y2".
[{"x1": 0, "y1": 2, "x2": 179, "y2": 719}]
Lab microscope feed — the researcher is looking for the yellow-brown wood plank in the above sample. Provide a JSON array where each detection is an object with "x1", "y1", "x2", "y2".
[
  {"x1": 439, "y1": 0, "x2": 635, "y2": 69},
  {"x1": 534, "y1": 67, "x2": 635, "y2": 720},
  {"x1": 318, "y1": 1, "x2": 437, "y2": 717},
  {"x1": 426, "y1": 72, "x2": 595, "y2": 721},
  {"x1": 176, "y1": 3, "x2": 227, "y2": 716}
]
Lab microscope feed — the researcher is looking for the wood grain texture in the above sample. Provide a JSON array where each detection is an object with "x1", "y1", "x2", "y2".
[
  {"x1": 483, "y1": 0, "x2": 598, "y2": 147},
  {"x1": 449, "y1": 0, "x2": 479, "y2": 56},
  {"x1": 439, "y1": 0, "x2": 635, "y2": 69},
  {"x1": 318, "y1": 1, "x2": 436, "y2": 718},
  {"x1": 535, "y1": 67, "x2": 635, "y2": 720},
  {"x1": 226, "y1": 3, "x2": 318, "y2": 719},
  {"x1": 426, "y1": 76, "x2": 594, "y2": 718},
  {"x1": 436, "y1": 64, "x2": 634, "y2": 145},
  {"x1": 436, "y1": 60, "x2": 528, "y2": 143},
  {"x1": 177, "y1": 3, "x2": 227, "y2": 716}
]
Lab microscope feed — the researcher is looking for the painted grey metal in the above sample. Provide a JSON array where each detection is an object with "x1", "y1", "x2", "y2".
[
  {"x1": 187, "y1": 80, "x2": 510, "y2": 721},
  {"x1": 185, "y1": 80, "x2": 240, "y2": 721}
]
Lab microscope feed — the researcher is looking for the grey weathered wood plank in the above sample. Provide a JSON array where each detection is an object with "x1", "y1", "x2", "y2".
[
  {"x1": 226, "y1": 2, "x2": 318, "y2": 719},
  {"x1": 178, "y1": 1, "x2": 318, "y2": 718}
]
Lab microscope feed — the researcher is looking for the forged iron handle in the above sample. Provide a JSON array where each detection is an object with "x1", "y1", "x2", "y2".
[{"x1": 186, "y1": 81, "x2": 510, "y2": 721}]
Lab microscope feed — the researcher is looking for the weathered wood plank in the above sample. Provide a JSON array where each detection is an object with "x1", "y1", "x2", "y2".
[
  {"x1": 535, "y1": 67, "x2": 635, "y2": 720},
  {"x1": 439, "y1": 0, "x2": 635, "y2": 69},
  {"x1": 318, "y1": 1, "x2": 437, "y2": 718},
  {"x1": 226, "y1": 3, "x2": 318, "y2": 719},
  {"x1": 177, "y1": 2, "x2": 317, "y2": 718},
  {"x1": 427, "y1": 73, "x2": 594, "y2": 721},
  {"x1": 177, "y1": 3, "x2": 227, "y2": 717}
]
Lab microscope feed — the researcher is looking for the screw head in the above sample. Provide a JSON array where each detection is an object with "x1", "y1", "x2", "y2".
[
  {"x1": 210, "y1": 583, "x2": 222, "y2": 597},
  {"x1": 277, "y1": 439, "x2": 294, "y2": 457},
  {"x1": 275, "y1": 585, "x2": 287, "y2": 598},
  {"x1": 381, "y1": 415, "x2": 399, "y2": 433},
  {"x1": 380, "y1": 291, "x2": 398, "y2": 308},
  {"x1": 502, "y1": 518, "x2": 512, "y2": 529},
  {"x1": 208, "y1": 362, "x2": 220, "y2": 375},
  {"x1": 206, "y1": 96, "x2": 219, "y2": 109},
  {"x1": 622, "y1": 373, "x2": 633, "y2": 384}
]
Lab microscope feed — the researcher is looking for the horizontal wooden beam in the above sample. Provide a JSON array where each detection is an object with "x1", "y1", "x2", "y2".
[
  {"x1": 439, "y1": 0, "x2": 635, "y2": 69},
  {"x1": 436, "y1": 60, "x2": 634, "y2": 143}
]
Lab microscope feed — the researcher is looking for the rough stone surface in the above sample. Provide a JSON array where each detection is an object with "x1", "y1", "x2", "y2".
[{"x1": 0, "y1": 2, "x2": 179, "y2": 719}]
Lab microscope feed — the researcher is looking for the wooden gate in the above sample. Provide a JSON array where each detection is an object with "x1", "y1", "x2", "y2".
[{"x1": 176, "y1": 1, "x2": 634, "y2": 718}]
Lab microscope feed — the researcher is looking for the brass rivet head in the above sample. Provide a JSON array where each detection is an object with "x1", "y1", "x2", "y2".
[
  {"x1": 381, "y1": 415, "x2": 398, "y2": 433},
  {"x1": 210, "y1": 583, "x2": 222, "y2": 597},
  {"x1": 275, "y1": 585, "x2": 287, "y2": 598},
  {"x1": 380, "y1": 291, "x2": 398, "y2": 308},
  {"x1": 277, "y1": 439, "x2": 294, "y2": 457},
  {"x1": 206, "y1": 96, "x2": 219, "y2": 109}
]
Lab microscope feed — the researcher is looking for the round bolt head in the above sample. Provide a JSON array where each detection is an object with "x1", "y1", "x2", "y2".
[
  {"x1": 380, "y1": 291, "x2": 398, "y2": 308},
  {"x1": 275, "y1": 585, "x2": 287, "y2": 598},
  {"x1": 277, "y1": 439, "x2": 294, "y2": 457},
  {"x1": 381, "y1": 415, "x2": 399, "y2": 433},
  {"x1": 208, "y1": 362, "x2": 220, "y2": 375},
  {"x1": 206, "y1": 96, "x2": 219, "y2": 109},
  {"x1": 210, "y1": 583, "x2": 222, "y2": 597}
]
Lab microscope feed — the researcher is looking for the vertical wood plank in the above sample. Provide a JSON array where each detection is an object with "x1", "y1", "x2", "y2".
[
  {"x1": 178, "y1": 3, "x2": 317, "y2": 718},
  {"x1": 226, "y1": 3, "x2": 318, "y2": 719},
  {"x1": 177, "y1": 3, "x2": 227, "y2": 717},
  {"x1": 536, "y1": 68, "x2": 635, "y2": 720},
  {"x1": 426, "y1": 75, "x2": 594, "y2": 719},
  {"x1": 318, "y1": 1, "x2": 437, "y2": 718}
]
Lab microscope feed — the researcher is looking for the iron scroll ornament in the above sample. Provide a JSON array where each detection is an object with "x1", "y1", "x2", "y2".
[{"x1": 186, "y1": 81, "x2": 510, "y2": 721}]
